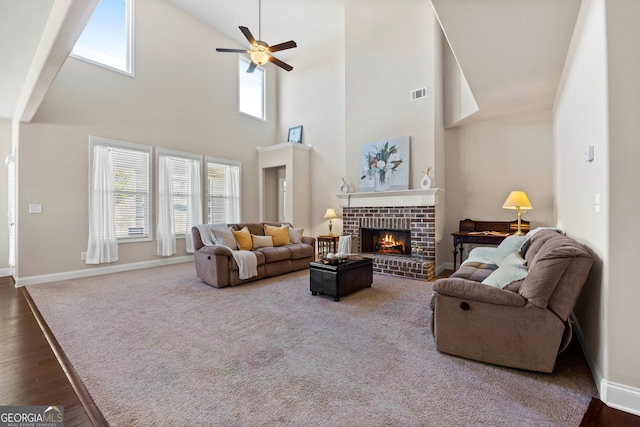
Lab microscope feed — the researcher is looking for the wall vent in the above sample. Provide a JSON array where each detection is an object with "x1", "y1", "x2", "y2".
[{"x1": 410, "y1": 87, "x2": 427, "y2": 101}]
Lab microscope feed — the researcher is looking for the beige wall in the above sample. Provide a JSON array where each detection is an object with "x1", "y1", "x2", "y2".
[
  {"x1": 15, "y1": 0, "x2": 278, "y2": 279},
  {"x1": 443, "y1": 109, "x2": 555, "y2": 267},
  {"x1": 555, "y1": 0, "x2": 640, "y2": 407},
  {"x1": 0, "y1": 118, "x2": 10, "y2": 272},
  {"x1": 277, "y1": 34, "x2": 346, "y2": 237},
  {"x1": 345, "y1": 0, "x2": 442, "y2": 193}
]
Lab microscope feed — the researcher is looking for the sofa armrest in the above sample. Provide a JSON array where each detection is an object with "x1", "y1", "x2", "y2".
[
  {"x1": 197, "y1": 245, "x2": 234, "y2": 257},
  {"x1": 433, "y1": 278, "x2": 526, "y2": 307},
  {"x1": 301, "y1": 236, "x2": 316, "y2": 246}
]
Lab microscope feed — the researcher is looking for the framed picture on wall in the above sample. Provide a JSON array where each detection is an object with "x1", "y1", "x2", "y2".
[{"x1": 288, "y1": 126, "x2": 303, "y2": 143}]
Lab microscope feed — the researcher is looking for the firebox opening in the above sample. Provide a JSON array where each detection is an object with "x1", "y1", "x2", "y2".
[{"x1": 361, "y1": 228, "x2": 411, "y2": 256}]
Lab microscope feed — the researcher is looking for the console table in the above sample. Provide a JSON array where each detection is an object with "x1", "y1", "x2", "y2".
[{"x1": 452, "y1": 218, "x2": 530, "y2": 270}]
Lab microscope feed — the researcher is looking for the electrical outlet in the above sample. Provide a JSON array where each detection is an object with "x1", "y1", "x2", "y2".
[{"x1": 81, "y1": 252, "x2": 87, "y2": 260}]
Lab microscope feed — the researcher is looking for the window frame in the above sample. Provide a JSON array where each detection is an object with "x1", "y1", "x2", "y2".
[
  {"x1": 205, "y1": 156, "x2": 242, "y2": 224},
  {"x1": 89, "y1": 136, "x2": 152, "y2": 243},
  {"x1": 155, "y1": 148, "x2": 203, "y2": 239},
  {"x1": 71, "y1": 0, "x2": 135, "y2": 77},
  {"x1": 238, "y1": 56, "x2": 266, "y2": 121}
]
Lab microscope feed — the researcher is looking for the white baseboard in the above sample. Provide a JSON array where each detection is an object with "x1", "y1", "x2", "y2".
[
  {"x1": 571, "y1": 313, "x2": 640, "y2": 416},
  {"x1": 16, "y1": 256, "x2": 194, "y2": 287},
  {"x1": 0, "y1": 268, "x2": 11, "y2": 277}
]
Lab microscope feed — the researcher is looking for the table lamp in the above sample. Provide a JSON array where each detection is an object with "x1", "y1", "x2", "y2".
[
  {"x1": 323, "y1": 208, "x2": 338, "y2": 235},
  {"x1": 502, "y1": 191, "x2": 532, "y2": 235}
]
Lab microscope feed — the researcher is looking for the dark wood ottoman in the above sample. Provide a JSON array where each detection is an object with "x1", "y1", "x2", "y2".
[{"x1": 309, "y1": 258, "x2": 373, "y2": 301}]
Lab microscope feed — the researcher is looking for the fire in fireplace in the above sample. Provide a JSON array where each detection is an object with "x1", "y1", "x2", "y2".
[{"x1": 361, "y1": 228, "x2": 411, "y2": 256}]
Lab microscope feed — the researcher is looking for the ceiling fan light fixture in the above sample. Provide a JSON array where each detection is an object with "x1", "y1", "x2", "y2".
[{"x1": 250, "y1": 47, "x2": 270, "y2": 65}]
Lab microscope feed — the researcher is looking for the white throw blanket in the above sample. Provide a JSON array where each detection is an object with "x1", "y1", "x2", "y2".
[
  {"x1": 338, "y1": 235, "x2": 352, "y2": 254},
  {"x1": 231, "y1": 250, "x2": 258, "y2": 280}
]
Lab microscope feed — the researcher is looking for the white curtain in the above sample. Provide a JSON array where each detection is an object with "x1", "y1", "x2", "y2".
[
  {"x1": 185, "y1": 159, "x2": 202, "y2": 253},
  {"x1": 156, "y1": 155, "x2": 176, "y2": 256},
  {"x1": 86, "y1": 146, "x2": 119, "y2": 264},
  {"x1": 226, "y1": 165, "x2": 240, "y2": 223}
]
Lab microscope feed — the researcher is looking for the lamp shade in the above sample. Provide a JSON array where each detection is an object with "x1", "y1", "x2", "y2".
[
  {"x1": 323, "y1": 208, "x2": 338, "y2": 219},
  {"x1": 502, "y1": 191, "x2": 533, "y2": 210}
]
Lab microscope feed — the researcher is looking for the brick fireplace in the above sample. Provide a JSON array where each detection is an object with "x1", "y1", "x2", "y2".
[{"x1": 338, "y1": 189, "x2": 440, "y2": 281}]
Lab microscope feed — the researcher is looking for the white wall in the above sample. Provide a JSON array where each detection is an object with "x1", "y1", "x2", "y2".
[
  {"x1": 0, "y1": 118, "x2": 10, "y2": 273},
  {"x1": 443, "y1": 109, "x2": 555, "y2": 266},
  {"x1": 555, "y1": 0, "x2": 640, "y2": 412},
  {"x1": 15, "y1": 0, "x2": 278, "y2": 279},
  {"x1": 277, "y1": 34, "x2": 346, "y2": 237}
]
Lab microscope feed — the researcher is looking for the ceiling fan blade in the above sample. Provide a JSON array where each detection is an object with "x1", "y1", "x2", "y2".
[
  {"x1": 268, "y1": 40, "x2": 297, "y2": 53},
  {"x1": 246, "y1": 61, "x2": 257, "y2": 73},
  {"x1": 239, "y1": 26, "x2": 258, "y2": 47},
  {"x1": 216, "y1": 48, "x2": 249, "y2": 53},
  {"x1": 269, "y1": 56, "x2": 293, "y2": 72}
]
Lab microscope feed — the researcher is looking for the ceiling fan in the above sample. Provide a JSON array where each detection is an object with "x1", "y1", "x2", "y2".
[{"x1": 216, "y1": 0, "x2": 297, "y2": 73}]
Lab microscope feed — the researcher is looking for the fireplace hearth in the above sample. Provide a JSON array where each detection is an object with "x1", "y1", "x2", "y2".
[{"x1": 361, "y1": 228, "x2": 411, "y2": 256}]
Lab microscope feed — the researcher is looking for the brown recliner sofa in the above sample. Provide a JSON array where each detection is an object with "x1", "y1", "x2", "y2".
[
  {"x1": 430, "y1": 229, "x2": 593, "y2": 373},
  {"x1": 192, "y1": 222, "x2": 316, "y2": 288}
]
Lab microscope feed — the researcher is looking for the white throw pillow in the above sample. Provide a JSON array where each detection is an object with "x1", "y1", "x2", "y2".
[
  {"x1": 210, "y1": 228, "x2": 238, "y2": 250},
  {"x1": 482, "y1": 262, "x2": 528, "y2": 288},
  {"x1": 288, "y1": 227, "x2": 304, "y2": 244},
  {"x1": 251, "y1": 234, "x2": 274, "y2": 249},
  {"x1": 488, "y1": 235, "x2": 528, "y2": 266}
]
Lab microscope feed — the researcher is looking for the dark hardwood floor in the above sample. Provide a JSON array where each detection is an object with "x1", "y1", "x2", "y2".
[
  {"x1": 0, "y1": 276, "x2": 95, "y2": 426},
  {"x1": 3, "y1": 273, "x2": 640, "y2": 427}
]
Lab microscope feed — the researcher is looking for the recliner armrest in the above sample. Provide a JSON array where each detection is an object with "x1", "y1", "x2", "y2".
[
  {"x1": 433, "y1": 278, "x2": 526, "y2": 307},
  {"x1": 197, "y1": 245, "x2": 234, "y2": 256}
]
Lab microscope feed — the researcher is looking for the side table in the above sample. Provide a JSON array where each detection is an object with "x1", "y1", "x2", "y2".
[{"x1": 317, "y1": 234, "x2": 339, "y2": 258}]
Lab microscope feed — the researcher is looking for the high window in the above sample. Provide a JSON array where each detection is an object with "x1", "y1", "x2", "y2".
[
  {"x1": 238, "y1": 57, "x2": 265, "y2": 120},
  {"x1": 72, "y1": 0, "x2": 134, "y2": 75},
  {"x1": 206, "y1": 158, "x2": 241, "y2": 224}
]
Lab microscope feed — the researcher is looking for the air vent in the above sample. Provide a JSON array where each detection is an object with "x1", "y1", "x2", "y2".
[{"x1": 410, "y1": 87, "x2": 427, "y2": 101}]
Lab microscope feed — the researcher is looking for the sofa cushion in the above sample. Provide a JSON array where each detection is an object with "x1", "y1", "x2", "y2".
[
  {"x1": 255, "y1": 246, "x2": 292, "y2": 263},
  {"x1": 233, "y1": 223, "x2": 266, "y2": 236},
  {"x1": 287, "y1": 243, "x2": 314, "y2": 260},
  {"x1": 450, "y1": 262, "x2": 497, "y2": 282},
  {"x1": 232, "y1": 227, "x2": 253, "y2": 251},
  {"x1": 488, "y1": 235, "x2": 528, "y2": 265},
  {"x1": 265, "y1": 224, "x2": 291, "y2": 246},
  {"x1": 519, "y1": 244, "x2": 585, "y2": 308},
  {"x1": 210, "y1": 228, "x2": 238, "y2": 250},
  {"x1": 251, "y1": 234, "x2": 273, "y2": 249}
]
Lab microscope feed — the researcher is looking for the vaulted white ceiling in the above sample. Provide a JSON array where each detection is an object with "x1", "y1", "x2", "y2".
[{"x1": 0, "y1": 0, "x2": 582, "y2": 124}]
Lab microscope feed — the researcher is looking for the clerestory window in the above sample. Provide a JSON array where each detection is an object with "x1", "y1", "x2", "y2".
[{"x1": 72, "y1": 0, "x2": 134, "y2": 76}]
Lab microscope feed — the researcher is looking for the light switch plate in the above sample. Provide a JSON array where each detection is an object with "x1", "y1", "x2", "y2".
[{"x1": 29, "y1": 204, "x2": 42, "y2": 214}]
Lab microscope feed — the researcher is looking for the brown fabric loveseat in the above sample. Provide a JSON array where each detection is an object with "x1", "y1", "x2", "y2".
[
  {"x1": 430, "y1": 229, "x2": 593, "y2": 373},
  {"x1": 192, "y1": 222, "x2": 316, "y2": 288}
]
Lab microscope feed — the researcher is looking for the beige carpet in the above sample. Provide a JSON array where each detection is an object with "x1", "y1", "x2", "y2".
[{"x1": 27, "y1": 263, "x2": 597, "y2": 426}]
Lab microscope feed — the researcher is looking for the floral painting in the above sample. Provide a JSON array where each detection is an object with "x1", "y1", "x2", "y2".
[{"x1": 359, "y1": 136, "x2": 410, "y2": 192}]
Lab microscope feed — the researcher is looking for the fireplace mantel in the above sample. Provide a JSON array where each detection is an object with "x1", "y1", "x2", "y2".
[{"x1": 337, "y1": 188, "x2": 442, "y2": 208}]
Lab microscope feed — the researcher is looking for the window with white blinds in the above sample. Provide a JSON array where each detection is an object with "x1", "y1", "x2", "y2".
[
  {"x1": 157, "y1": 150, "x2": 202, "y2": 236},
  {"x1": 90, "y1": 137, "x2": 151, "y2": 241},
  {"x1": 206, "y1": 158, "x2": 241, "y2": 224}
]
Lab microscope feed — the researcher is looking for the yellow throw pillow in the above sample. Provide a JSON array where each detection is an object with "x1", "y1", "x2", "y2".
[
  {"x1": 232, "y1": 227, "x2": 252, "y2": 251},
  {"x1": 264, "y1": 224, "x2": 291, "y2": 247}
]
